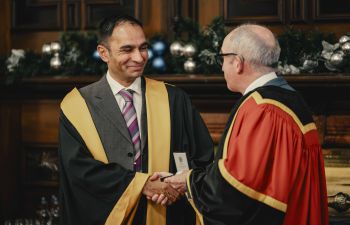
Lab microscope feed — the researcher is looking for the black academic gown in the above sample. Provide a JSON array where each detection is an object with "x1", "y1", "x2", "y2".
[{"x1": 58, "y1": 77, "x2": 214, "y2": 225}]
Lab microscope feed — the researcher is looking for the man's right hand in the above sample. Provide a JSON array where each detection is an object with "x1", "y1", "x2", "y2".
[{"x1": 142, "y1": 177, "x2": 180, "y2": 206}]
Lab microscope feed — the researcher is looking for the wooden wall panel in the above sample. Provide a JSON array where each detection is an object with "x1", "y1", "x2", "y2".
[
  {"x1": 0, "y1": 101, "x2": 21, "y2": 220},
  {"x1": 21, "y1": 101, "x2": 60, "y2": 144},
  {"x1": 198, "y1": 0, "x2": 220, "y2": 27},
  {"x1": 312, "y1": 0, "x2": 350, "y2": 21},
  {"x1": 324, "y1": 115, "x2": 350, "y2": 146},
  {"x1": 223, "y1": 0, "x2": 284, "y2": 24},
  {"x1": 201, "y1": 112, "x2": 230, "y2": 144},
  {"x1": 0, "y1": 0, "x2": 11, "y2": 54},
  {"x1": 12, "y1": 0, "x2": 62, "y2": 30},
  {"x1": 11, "y1": 31, "x2": 61, "y2": 52}
]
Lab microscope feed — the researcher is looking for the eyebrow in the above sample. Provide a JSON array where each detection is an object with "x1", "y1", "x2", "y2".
[{"x1": 119, "y1": 42, "x2": 149, "y2": 50}]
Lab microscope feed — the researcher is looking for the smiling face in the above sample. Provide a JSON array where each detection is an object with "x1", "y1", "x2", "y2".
[{"x1": 97, "y1": 22, "x2": 148, "y2": 86}]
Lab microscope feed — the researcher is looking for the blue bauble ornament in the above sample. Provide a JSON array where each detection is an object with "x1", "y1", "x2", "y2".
[
  {"x1": 152, "y1": 56, "x2": 166, "y2": 71},
  {"x1": 152, "y1": 41, "x2": 166, "y2": 56},
  {"x1": 148, "y1": 49, "x2": 154, "y2": 59},
  {"x1": 93, "y1": 50, "x2": 101, "y2": 60}
]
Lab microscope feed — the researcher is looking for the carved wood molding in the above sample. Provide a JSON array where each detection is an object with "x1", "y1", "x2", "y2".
[
  {"x1": 12, "y1": 0, "x2": 62, "y2": 30},
  {"x1": 312, "y1": 0, "x2": 350, "y2": 21},
  {"x1": 222, "y1": 0, "x2": 285, "y2": 24},
  {"x1": 11, "y1": 0, "x2": 141, "y2": 31}
]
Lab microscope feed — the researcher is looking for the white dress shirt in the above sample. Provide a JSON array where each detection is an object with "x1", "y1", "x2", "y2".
[
  {"x1": 243, "y1": 72, "x2": 278, "y2": 95},
  {"x1": 106, "y1": 71, "x2": 142, "y2": 139}
]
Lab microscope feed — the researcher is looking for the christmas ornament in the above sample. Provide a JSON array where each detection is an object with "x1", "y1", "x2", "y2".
[
  {"x1": 329, "y1": 52, "x2": 344, "y2": 66},
  {"x1": 341, "y1": 42, "x2": 350, "y2": 54},
  {"x1": 183, "y1": 43, "x2": 196, "y2": 58},
  {"x1": 42, "y1": 44, "x2": 51, "y2": 54},
  {"x1": 184, "y1": 58, "x2": 196, "y2": 73},
  {"x1": 152, "y1": 41, "x2": 166, "y2": 56},
  {"x1": 50, "y1": 53, "x2": 62, "y2": 69},
  {"x1": 152, "y1": 56, "x2": 166, "y2": 71},
  {"x1": 92, "y1": 50, "x2": 100, "y2": 60},
  {"x1": 170, "y1": 41, "x2": 183, "y2": 56},
  {"x1": 339, "y1": 35, "x2": 350, "y2": 44},
  {"x1": 50, "y1": 42, "x2": 61, "y2": 53}
]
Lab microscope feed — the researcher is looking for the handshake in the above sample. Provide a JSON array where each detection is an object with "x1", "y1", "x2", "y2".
[{"x1": 142, "y1": 170, "x2": 189, "y2": 206}]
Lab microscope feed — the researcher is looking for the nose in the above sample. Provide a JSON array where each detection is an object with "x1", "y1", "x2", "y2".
[{"x1": 132, "y1": 49, "x2": 146, "y2": 63}]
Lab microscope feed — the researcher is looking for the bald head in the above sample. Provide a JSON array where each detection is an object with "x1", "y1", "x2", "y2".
[{"x1": 223, "y1": 24, "x2": 280, "y2": 70}]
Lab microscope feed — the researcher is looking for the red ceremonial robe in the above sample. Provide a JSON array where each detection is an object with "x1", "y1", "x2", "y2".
[{"x1": 187, "y1": 84, "x2": 329, "y2": 225}]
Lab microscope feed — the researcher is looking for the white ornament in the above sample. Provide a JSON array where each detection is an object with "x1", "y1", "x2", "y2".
[
  {"x1": 183, "y1": 44, "x2": 196, "y2": 58},
  {"x1": 339, "y1": 35, "x2": 350, "y2": 44},
  {"x1": 50, "y1": 53, "x2": 62, "y2": 69},
  {"x1": 42, "y1": 44, "x2": 52, "y2": 54},
  {"x1": 50, "y1": 42, "x2": 61, "y2": 53},
  {"x1": 170, "y1": 41, "x2": 183, "y2": 56},
  {"x1": 329, "y1": 52, "x2": 344, "y2": 66},
  {"x1": 184, "y1": 58, "x2": 196, "y2": 73},
  {"x1": 341, "y1": 42, "x2": 350, "y2": 54}
]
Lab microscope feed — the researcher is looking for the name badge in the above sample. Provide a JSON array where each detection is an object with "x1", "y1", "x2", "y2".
[{"x1": 173, "y1": 152, "x2": 189, "y2": 172}]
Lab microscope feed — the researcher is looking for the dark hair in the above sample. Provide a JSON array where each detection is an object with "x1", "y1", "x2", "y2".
[{"x1": 98, "y1": 15, "x2": 143, "y2": 45}]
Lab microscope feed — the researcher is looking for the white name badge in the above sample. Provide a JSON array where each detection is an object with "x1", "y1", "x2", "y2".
[{"x1": 173, "y1": 152, "x2": 189, "y2": 172}]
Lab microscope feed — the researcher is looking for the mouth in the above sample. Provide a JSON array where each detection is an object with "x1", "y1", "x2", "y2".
[{"x1": 128, "y1": 65, "x2": 145, "y2": 71}]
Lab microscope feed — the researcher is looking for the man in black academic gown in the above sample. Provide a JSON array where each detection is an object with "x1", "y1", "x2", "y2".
[{"x1": 58, "y1": 15, "x2": 213, "y2": 225}]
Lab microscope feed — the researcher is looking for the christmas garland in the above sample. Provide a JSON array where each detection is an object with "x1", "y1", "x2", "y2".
[{"x1": 1, "y1": 17, "x2": 350, "y2": 84}]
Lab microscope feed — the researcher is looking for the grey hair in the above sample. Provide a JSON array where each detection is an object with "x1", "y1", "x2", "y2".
[{"x1": 229, "y1": 24, "x2": 280, "y2": 68}]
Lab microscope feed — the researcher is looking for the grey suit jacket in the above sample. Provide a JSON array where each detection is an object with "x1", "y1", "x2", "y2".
[{"x1": 79, "y1": 75, "x2": 147, "y2": 171}]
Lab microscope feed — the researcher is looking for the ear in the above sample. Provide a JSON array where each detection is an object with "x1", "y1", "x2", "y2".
[
  {"x1": 236, "y1": 58, "x2": 244, "y2": 74},
  {"x1": 97, "y1": 44, "x2": 110, "y2": 63}
]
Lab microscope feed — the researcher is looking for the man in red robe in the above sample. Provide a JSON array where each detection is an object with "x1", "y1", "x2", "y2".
[{"x1": 165, "y1": 24, "x2": 329, "y2": 225}]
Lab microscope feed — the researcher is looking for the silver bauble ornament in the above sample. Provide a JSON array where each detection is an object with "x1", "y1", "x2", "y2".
[
  {"x1": 184, "y1": 58, "x2": 196, "y2": 73},
  {"x1": 50, "y1": 42, "x2": 61, "y2": 53},
  {"x1": 170, "y1": 41, "x2": 183, "y2": 56},
  {"x1": 50, "y1": 53, "x2": 62, "y2": 69},
  {"x1": 339, "y1": 35, "x2": 350, "y2": 44},
  {"x1": 341, "y1": 42, "x2": 350, "y2": 54},
  {"x1": 329, "y1": 52, "x2": 344, "y2": 66},
  {"x1": 42, "y1": 44, "x2": 51, "y2": 54},
  {"x1": 183, "y1": 44, "x2": 196, "y2": 58}
]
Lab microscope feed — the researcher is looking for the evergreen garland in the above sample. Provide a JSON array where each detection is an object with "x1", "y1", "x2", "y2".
[
  {"x1": 278, "y1": 27, "x2": 336, "y2": 73},
  {"x1": 1, "y1": 17, "x2": 350, "y2": 84}
]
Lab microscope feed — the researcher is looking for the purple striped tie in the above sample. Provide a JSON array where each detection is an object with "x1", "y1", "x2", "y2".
[{"x1": 119, "y1": 89, "x2": 141, "y2": 171}]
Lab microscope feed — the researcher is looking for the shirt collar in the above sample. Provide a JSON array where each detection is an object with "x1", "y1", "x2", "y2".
[
  {"x1": 243, "y1": 72, "x2": 278, "y2": 95},
  {"x1": 106, "y1": 71, "x2": 142, "y2": 95}
]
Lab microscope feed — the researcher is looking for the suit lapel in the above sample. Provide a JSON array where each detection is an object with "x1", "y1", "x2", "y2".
[{"x1": 93, "y1": 76, "x2": 132, "y2": 144}]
